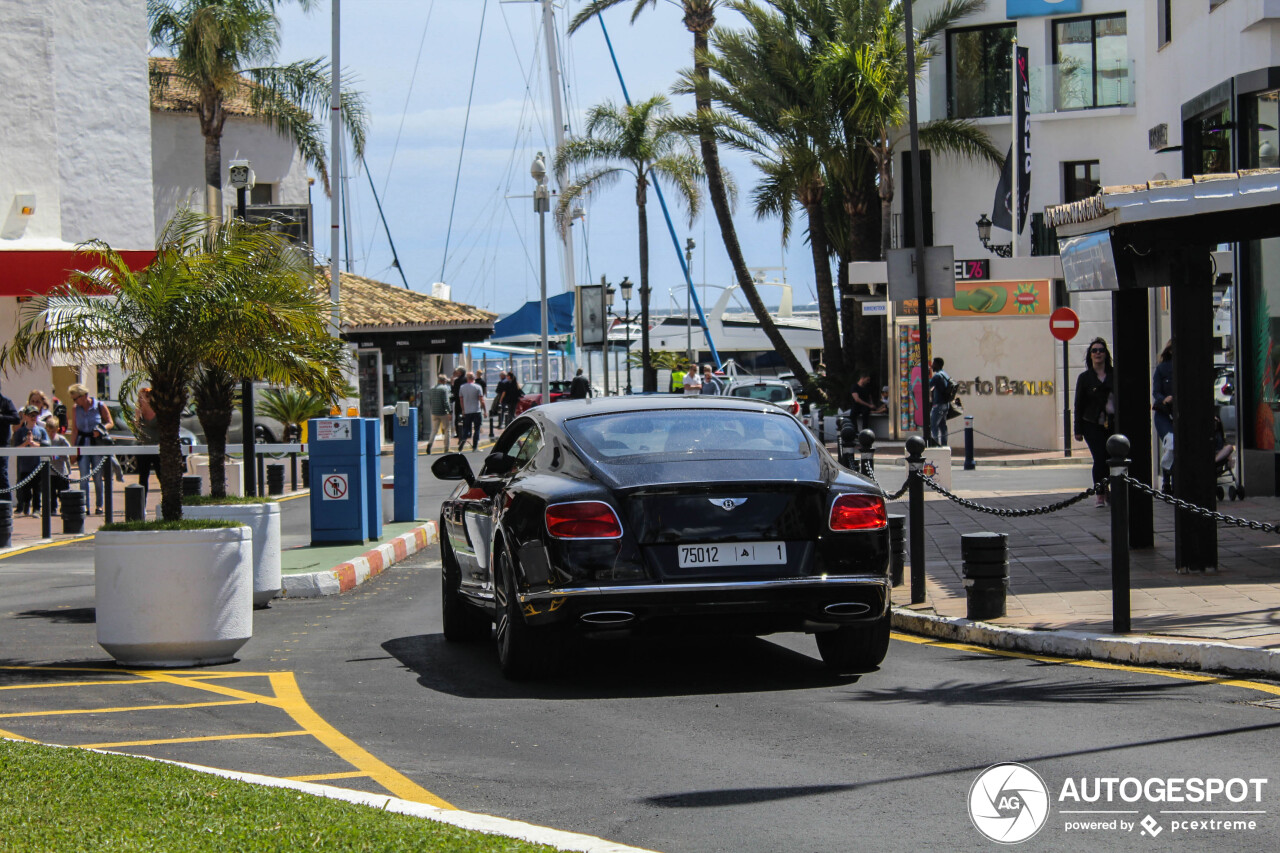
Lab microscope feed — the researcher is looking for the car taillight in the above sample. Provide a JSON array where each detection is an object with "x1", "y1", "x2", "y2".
[
  {"x1": 829, "y1": 494, "x2": 887, "y2": 530},
  {"x1": 790, "y1": 401, "x2": 800, "y2": 415},
  {"x1": 546, "y1": 501, "x2": 623, "y2": 539}
]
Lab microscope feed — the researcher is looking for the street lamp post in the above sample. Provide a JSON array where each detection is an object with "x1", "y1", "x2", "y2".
[
  {"x1": 603, "y1": 282, "x2": 615, "y2": 397},
  {"x1": 229, "y1": 160, "x2": 258, "y2": 496},
  {"x1": 532, "y1": 153, "x2": 551, "y2": 391},
  {"x1": 976, "y1": 213, "x2": 1012, "y2": 258},
  {"x1": 685, "y1": 238, "x2": 695, "y2": 365},
  {"x1": 620, "y1": 276, "x2": 633, "y2": 394}
]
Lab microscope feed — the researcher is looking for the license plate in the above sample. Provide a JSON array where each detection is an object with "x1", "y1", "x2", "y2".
[{"x1": 678, "y1": 541, "x2": 787, "y2": 568}]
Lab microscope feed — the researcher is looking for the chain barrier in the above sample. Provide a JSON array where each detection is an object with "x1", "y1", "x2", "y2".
[
  {"x1": 1122, "y1": 475, "x2": 1280, "y2": 534},
  {"x1": 969, "y1": 427, "x2": 1059, "y2": 454},
  {"x1": 919, "y1": 473, "x2": 1102, "y2": 517},
  {"x1": 862, "y1": 465, "x2": 910, "y2": 502},
  {"x1": 0, "y1": 461, "x2": 48, "y2": 495},
  {"x1": 67, "y1": 454, "x2": 110, "y2": 486}
]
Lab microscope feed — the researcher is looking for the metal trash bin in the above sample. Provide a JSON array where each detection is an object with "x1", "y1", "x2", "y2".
[{"x1": 961, "y1": 532, "x2": 1008, "y2": 621}]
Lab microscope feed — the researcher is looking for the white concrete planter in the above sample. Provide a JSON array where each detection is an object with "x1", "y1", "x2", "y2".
[
  {"x1": 181, "y1": 503, "x2": 282, "y2": 608},
  {"x1": 95, "y1": 526, "x2": 253, "y2": 667}
]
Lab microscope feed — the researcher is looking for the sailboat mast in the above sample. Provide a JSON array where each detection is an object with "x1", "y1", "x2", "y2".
[{"x1": 541, "y1": 0, "x2": 576, "y2": 293}]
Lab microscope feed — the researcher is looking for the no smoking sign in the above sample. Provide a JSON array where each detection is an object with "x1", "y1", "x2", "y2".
[{"x1": 321, "y1": 473, "x2": 349, "y2": 501}]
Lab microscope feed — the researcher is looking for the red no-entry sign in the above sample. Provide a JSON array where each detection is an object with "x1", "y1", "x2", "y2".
[{"x1": 1050, "y1": 307, "x2": 1080, "y2": 342}]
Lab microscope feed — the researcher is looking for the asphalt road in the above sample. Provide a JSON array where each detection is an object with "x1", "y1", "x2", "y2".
[{"x1": 3, "y1": 455, "x2": 1279, "y2": 851}]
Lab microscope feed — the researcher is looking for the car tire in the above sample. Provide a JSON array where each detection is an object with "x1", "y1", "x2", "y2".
[
  {"x1": 493, "y1": 548, "x2": 559, "y2": 680},
  {"x1": 815, "y1": 614, "x2": 890, "y2": 673},
  {"x1": 440, "y1": 530, "x2": 490, "y2": 642},
  {"x1": 118, "y1": 454, "x2": 137, "y2": 475}
]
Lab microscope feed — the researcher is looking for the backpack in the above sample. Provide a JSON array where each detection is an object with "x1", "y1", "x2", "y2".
[{"x1": 937, "y1": 372, "x2": 957, "y2": 404}]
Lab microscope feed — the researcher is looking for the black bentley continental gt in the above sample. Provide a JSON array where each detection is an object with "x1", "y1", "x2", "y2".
[{"x1": 432, "y1": 395, "x2": 891, "y2": 680}]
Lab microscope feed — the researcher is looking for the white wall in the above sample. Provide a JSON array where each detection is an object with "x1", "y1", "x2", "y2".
[{"x1": 151, "y1": 111, "x2": 312, "y2": 234}]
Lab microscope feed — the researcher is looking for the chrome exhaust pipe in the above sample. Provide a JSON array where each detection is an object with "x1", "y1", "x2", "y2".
[
  {"x1": 580, "y1": 611, "x2": 636, "y2": 627},
  {"x1": 823, "y1": 602, "x2": 872, "y2": 617}
]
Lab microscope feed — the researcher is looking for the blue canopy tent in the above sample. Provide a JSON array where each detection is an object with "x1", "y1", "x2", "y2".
[{"x1": 491, "y1": 291, "x2": 575, "y2": 341}]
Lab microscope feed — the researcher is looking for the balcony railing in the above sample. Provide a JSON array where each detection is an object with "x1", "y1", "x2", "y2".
[{"x1": 1029, "y1": 60, "x2": 1134, "y2": 113}]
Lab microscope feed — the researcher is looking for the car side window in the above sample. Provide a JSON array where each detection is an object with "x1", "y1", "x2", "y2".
[{"x1": 510, "y1": 424, "x2": 543, "y2": 468}]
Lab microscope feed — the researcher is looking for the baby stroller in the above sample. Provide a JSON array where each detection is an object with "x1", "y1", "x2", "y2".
[{"x1": 1157, "y1": 416, "x2": 1243, "y2": 501}]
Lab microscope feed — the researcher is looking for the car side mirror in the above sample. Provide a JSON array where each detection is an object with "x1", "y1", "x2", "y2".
[{"x1": 431, "y1": 453, "x2": 476, "y2": 485}]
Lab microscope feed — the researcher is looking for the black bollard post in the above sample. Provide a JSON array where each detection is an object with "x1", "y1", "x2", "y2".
[
  {"x1": 0, "y1": 499, "x2": 11, "y2": 548},
  {"x1": 290, "y1": 451, "x2": 298, "y2": 492},
  {"x1": 906, "y1": 435, "x2": 927, "y2": 605},
  {"x1": 266, "y1": 463, "x2": 285, "y2": 496},
  {"x1": 59, "y1": 490, "x2": 85, "y2": 535},
  {"x1": 859, "y1": 429, "x2": 877, "y2": 479},
  {"x1": 887, "y1": 514, "x2": 905, "y2": 587},
  {"x1": 123, "y1": 483, "x2": 145, "y2": 522},
  {"x1": 103, "y1": 460, "x2": 114, "y2": 523},
  {"x1": 834, "y1": 416, "x2": 846, "y2": 460},
  {"x1": 961, "y1": 532, "x2": 1009, "y2": 620},
  {"x1": 839, "y1": 425, "x2": 859, "y2": 470},
  {"x1": 818, "y1": 412, "x2": 826, "y2": 447},
  {"x1": 256, "y1": 452, "x2": 266, "y2": 497},
  {"x1": 40, "y1": 461, "x2": 52, "y2": 539},
  {"x1": 1107, "y1": 434, "x2": 1132, "y2": 633},
  {"x1": 963, "y1": 414, "x2": 976, "y2": 471},
  {"x1": 300, "y1": 457, "x2": 309, "y2": 489}
]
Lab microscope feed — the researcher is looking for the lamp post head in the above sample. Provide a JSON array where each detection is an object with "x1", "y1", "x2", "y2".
[
  {"x1": 605, "y1": 284, "x2": 616, "y2": 308},
  {"x1": 976, "y1": 213, "x2": 992, "y2": 243},
  {"x1": 620, "y1": 276, "x2": 633, "y2": 302}
]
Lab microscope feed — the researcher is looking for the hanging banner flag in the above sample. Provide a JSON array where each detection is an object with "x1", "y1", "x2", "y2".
[
  {"x1": 990, "y1": 46, "x2": 1031, "y2": 236},
  {"x1": 1015, "y1": 45, "x2": 1031, "y2": 236}
]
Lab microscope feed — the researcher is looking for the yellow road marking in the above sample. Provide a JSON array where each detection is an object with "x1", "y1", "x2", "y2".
[
  {"x1": 0, "y1": 727, "x2": 34, "y2": 742},
  {"x1": 78, "y1": 730, "x2": 309, "y2": 750},
  {"x1": 0, "y1": 667, "x2": 453, "y2": 808},
  {"x1": 0, "y1": 535, "x2": 95, "y2": 560},
  {"x1": 892, "y1": 632, "x2": 1280, "y2": 696},
  {"x1": 0, "y1": 699, "x2": 250, "y2": 719},
  {"x1": 288, "y1": 771, "x2": 373, "y2": 782},
  {"x1": 266, "y1": 672, "x2": 454, "y2": 809},
  {"x1": 0, "y1": 678, "x2": 155, "y2": 691}
]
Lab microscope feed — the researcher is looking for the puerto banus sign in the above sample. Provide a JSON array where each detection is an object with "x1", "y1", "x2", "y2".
[{"x1": 1007, "y1": 0, "x2": 1081, "y2": 17}]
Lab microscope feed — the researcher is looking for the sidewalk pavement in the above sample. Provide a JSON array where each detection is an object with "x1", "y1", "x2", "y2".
[{"x1": 878, "y1": 471, "x2": 1280, "y2": 679}]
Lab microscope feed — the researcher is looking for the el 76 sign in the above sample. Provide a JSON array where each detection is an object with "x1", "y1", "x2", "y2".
[{"x1": 955, "y1": 259, "x2": 990, "y2": 281}]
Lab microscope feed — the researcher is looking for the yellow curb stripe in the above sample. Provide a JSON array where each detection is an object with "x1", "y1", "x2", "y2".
[
  {"x1": 0, "y1": 699, "x2": 251, "y2": 719},
  {"x1": 78, "y1": 730, "x2": 309, "y2": 750},
  {"x1": 266, "y1": 672, "x2": 454, "y2": 809},
  {"x1": 0, "y1": 534, "x2": 96, "y2": 559},
  {"x1": 0, "y1": 728, "x2": 35, "y2": 742},
  {"x1": 892, "y1": 632, "x2": 1280, "y2": 696},
  {"x1": 287, "y1": 771, "x2": 373, "y2": 782}
]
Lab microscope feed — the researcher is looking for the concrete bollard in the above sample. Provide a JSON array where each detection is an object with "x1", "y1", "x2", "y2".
[
  {"x1": 182, "y1": 474, "x2": 202, "y2": 497},
  {"x1": 266, "y1": 463, "x2": 285, "y2": 496},
  {"x1": 59, "y1": 490, "x2": 85, "y2": 535},
  {"x1": 123, "y1": 484, "x2": 146, "y2": 522},
  {"x1": 887, "y1": 514, "x2": 905, "y2": 587},
  {"x1": 961, "y1": 532, "x2": 1009, "y2": 621},
  {"x1": 0, "y1": 499, "x2": 11, "y2": 548}
]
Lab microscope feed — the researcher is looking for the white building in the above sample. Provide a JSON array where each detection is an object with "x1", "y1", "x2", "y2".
[
  {"x1": 899, "y1": 0, "x2": 1280, "y2": 494},
  {"x1": 0, "y1": 0, "x2": 155, "y2": 403}
]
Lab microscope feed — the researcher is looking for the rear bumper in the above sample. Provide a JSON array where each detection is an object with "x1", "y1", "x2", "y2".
[{"x1": 519, "y1": 575, "x2": 890, "y2": 634}]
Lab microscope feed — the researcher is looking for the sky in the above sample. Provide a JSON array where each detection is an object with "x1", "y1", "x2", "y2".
[{"x1": 270, "y1": 0, "x2": 816, "y2": 319}]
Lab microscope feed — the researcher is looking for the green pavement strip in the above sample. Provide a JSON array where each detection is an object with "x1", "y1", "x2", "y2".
[
  {"x1": 280, "y1": 520, "x2": 431, "y2": 575},
  {"x1": 0, "y1": 741, "x2": 558, "y2": 853}
]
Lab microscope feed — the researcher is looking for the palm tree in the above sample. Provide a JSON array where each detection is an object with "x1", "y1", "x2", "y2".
[
  {"x1": 148, "y1": 0, "x2": 368, "y2": 209},
  {"x1": 682, "y1": 1, "x2": 847, "y2": 385},
  {"x1": 555, "y1": 96, "x2": 703, "y2": 392},
  {"x1": 0, "y1": 209, "x2": 347, "y2": 521},
  {"x1": 256, "y1": 386, "x2": 335, "y2": 441},
  {"x1": 569, "y1": 1, "x2": 811, "y2": 382}
]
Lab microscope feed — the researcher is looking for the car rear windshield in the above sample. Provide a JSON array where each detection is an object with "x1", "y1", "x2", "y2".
[
  {"x1": 565, "y1": 409, "x2": 811, "y2": 463},
  {"x1": 729, "y1": 383, "x2": 791, "y2": 404}
]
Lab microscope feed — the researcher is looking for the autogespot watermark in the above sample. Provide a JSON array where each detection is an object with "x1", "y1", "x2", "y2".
[{"x1": 967, "y1": 764, "x2": 1269, "y2": 843}]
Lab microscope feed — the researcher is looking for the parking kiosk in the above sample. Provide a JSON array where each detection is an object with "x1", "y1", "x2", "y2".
[{"x1": 308, "y1": 417, "x2": 370, "y2": 544}]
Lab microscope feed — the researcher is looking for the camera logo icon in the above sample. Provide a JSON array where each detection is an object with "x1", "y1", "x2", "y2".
[{"x1": 968, "y1": 762, "x2": 1051, "y2": 844}]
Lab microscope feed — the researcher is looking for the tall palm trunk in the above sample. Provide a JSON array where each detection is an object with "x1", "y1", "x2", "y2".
[
  {"x1": 692, "y1": 25, "x2": 808, "y2": 381},
  {"x1": 149, "y1": 378, "x2": 190, "y2": 522},
  {"x1": 200, "y1": 92, "x2": 227, "y2": 221},
  {"x1": 192, "y1": 367, "x2": 236, "y2": 499},
  {"x1": 843, "y1": 162, "x2": 883, "y2": 382},
  {"x1": 799, "y1": 179, "x2": 843, "y2": 381},
  {"x1": 637, "y1": 178, "x2": 656, "y2": 392}
]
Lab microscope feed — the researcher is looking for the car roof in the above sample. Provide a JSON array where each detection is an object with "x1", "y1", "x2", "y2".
[{"x1": 534, "y1": 394, "x2": 788, "y2": 426}]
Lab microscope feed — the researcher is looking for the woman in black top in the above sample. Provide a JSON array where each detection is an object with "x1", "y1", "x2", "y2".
[{"x1": 1074, "y1": 337, "x2": 1114, "y2": 506}]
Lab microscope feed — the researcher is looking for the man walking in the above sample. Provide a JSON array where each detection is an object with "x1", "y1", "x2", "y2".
[
  {"x1": 493, "y1": 371, "x2": 512, "y2": 427},
  {"x1": 458, "y1": 372, "x2": 487, "y2": 451},
  {"x1": 449, "y1": 367, "x2": 466, "y2": 440},
  {"x1": 699, "y1": 365, "x2": 723, "y2": 395},
  {"x1": 425, "y1": 374, "x2": 452, "y2": 454},
  {"x1": 929, "y1": 357, "x2": 953, "y2": 448},
  {"x1": 569, "y1": 368, "x2": 591, "y2": 399}
]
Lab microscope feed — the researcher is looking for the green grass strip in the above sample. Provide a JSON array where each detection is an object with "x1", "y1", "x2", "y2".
[
  {"x1": 0, "y1": 741, "x2": 559, "y2": 852},
  {"x1": 99, "y1": 519, "x2": 245, "y2": 532},
  {"x1": 183, "y1": 495, "x2": 277, "y2": 506}
]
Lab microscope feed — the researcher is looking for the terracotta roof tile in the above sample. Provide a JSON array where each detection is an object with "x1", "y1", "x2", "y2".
[
  {"x1": 319, "y1": 267, "x2": 496, "y2": 332},
  {"x1": 149, "y1": 57, "x2": 258, "y2": 116}
]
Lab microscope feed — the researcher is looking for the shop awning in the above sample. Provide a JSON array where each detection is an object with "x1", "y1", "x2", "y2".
[
  {"x1": 0, "y1": 249, "x2": 156, "y2": 297},
  {"x1": 491, "y1": 291, "x2": 575, "y2": 340}
]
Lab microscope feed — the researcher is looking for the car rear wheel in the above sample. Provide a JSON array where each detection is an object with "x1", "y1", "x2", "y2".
[
  {"x1": 815, "y1": 614, "x2": 890, "y2": 672},
  {"x1": 493, "y1": 549, "x2": 559, "y2": 680},
  {"x1": 440, "y1": 531, "x2": 490, "y2": 642}
]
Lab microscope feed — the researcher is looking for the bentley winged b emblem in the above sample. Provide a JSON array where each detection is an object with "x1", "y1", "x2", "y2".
[{"x1": 710, "y1": 498, "x2": 748, "y2": 511}]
